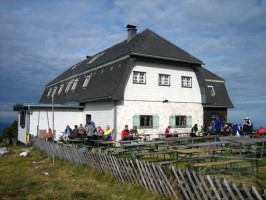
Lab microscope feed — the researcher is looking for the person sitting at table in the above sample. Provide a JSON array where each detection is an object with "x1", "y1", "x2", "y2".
[
  {"x1": 68, "y1": 125, "x2": 81, "y2": 139},
  {"x1": 96, "y1": 126, "x2": 104, "y2": 135},
  {"x1": 103, "y1": 125, "x2": 112, "y2": 141},
  {"x1": 122, "y1": 125, "x2": 133, "y2": 140},
  {"x1": 190, "y1": 124, "x2": 198, "y2": 137},
  {"x1": 255, "y1": 126, "x2": 266, "y2": 138},
  {"x1": 45, "y1": 128, "x2": 53, "y2": 142},
  {"x1": 64, "y1": 125, "x2": 72, "y2": 140},
  {"x1": 78, "y1": 123, "x2": 86, "y2": 135},
  {"x1": 222, "y1": 124, "x2": 230, "y2": 136},
  {"x1": 165, "y1": 125, "x2": 171, "y2": 138},
  {"x1": 130, "y1": 126, "x2": 139, "y2": 136}
]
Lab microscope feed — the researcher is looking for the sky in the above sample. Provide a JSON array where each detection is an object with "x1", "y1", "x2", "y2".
[{"x1": 0, "y1": 0, "x2": 265, "y2": 128}]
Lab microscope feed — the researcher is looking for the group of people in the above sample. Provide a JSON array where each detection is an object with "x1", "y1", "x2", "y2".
[
  {"x1": 162, "y1": 116, "x2": 265, "y2": 139},
  {"x1": 207, "y1": 116, "x2": 265, "y2": 138},
  {"x1": 63, "y1": 121, "x2": 113, "y2": 146},
  {"x1": 121, "y1": 125, "x2": 139, "y2": 140}
]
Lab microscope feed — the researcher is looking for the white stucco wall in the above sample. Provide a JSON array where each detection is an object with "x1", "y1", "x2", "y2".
[
  {"x1": 29, "y1": 109, "x2": 82, "y2": 141},
  {"x1": 116, "y1": 101, "x2": 203, "y2": 140},
  {"x1": 124, "y1": 62, "x2": 202, "y2": 103},
  {"x1": 16, "y1": 109, "x2": 82, "y2": 143},
  {"x1": 83, "y1": 101, "x2": 115, "y2": 132},
  {"x1": 115, "y1": 61, "x2": 203, "y2": 140}
]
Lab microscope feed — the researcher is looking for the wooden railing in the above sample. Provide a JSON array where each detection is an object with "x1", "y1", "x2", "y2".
[{"x1": 33, "y1": 137, "x2": 264, "y2": 200}]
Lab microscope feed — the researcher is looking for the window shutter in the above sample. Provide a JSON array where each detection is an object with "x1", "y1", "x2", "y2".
[
  {"x1": 133, "y1": 115, "x2": 140, "y2": 128},
  {"x1": 153, "y1": 115, "x2": 159, "y2": 129},
  {"x1": 186, "y1": 116, "x2": 192, "y2": 128},
  {"x1": 169, "y1": 116, "x2": 175, "y2": 127}
]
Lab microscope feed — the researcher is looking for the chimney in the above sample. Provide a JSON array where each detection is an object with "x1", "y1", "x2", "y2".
[{"x1": 126, "y1": 24, "x2": 137, "y2": 42}]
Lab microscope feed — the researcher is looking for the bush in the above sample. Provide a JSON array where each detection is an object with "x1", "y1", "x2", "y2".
[
  {"x1": 3, "y1": 127, "x2": 12, "y2": 138},
  {"x1": 2, "y1": 120, "x2": 18, "y2": 138}
]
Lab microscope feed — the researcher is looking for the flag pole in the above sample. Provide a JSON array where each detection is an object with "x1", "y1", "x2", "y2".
[{"x1": 52, "y1": 94, "x2": 55, "y2": 165}]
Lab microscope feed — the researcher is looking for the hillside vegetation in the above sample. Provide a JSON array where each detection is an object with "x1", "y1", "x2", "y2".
[{"x1": 0, "y1": 146, "x2": 172, "y2": 200}]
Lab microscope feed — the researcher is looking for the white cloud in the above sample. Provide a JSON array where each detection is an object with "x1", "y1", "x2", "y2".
[{"x1": 0, "y1": 0, "x2": 265, "y2": 126}]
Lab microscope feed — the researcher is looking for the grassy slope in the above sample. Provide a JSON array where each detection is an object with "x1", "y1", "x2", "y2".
[{"x1": 0, "y1": 146, "x2": 173, "y2": 200}]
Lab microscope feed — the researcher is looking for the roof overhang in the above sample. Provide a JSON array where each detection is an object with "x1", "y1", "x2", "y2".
[
  {"x1": 130, "y1": 52, "x2": 204, "y2": 65},
  {"x1": 13, "y1": 103, "x2": 84, "y2": 111}
]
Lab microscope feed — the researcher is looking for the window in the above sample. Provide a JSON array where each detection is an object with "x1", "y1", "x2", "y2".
[
  {"x1": 181, "y1": 76, "x2": 192, "y2": 88},
  {"x1": 159, "y1": 74, "x2": 170, "y2": 86},
  {"x1": 51, "y1": 87, "x2": 57, "y2": 97},
  {"x1": 65, "y1": 81, "x2": 72, "y2": 93},
  {"x1": 169, "y1": 115, "x2": 192, "y2": 128},
  {"x1": 71, "y1": 79, "x2": 79, "y2": 91},
  {"x1": 87, "y1": 52, "x2": 105, "y2": 64},
  {"x1": 47, "y1": 88, "x2": 52, "y2": 97},
  {"x1": 20, "y1": 111, "x2": 25, "y2": 129},
  {"x1": 133, "y1": 71, "x2": 146, "y2": 84},
  {"x1": 58, "y1": 84, "x2": 64, "y2": 95},
  {"x1": 210, "y1": 113, "x2": 217, "y2": 124},
  {"x1": 83, "y1": 75, "x2": 91, "y2": 88},
  {"x1": 133, "y1": 115, "x2": 159, "y2": 129},
  {"x1": 208, "y1": 85, "x2": 215, "y2": 96},
  {"x1": 176, "y1": 116, "x2": 186, "y2": 128}
]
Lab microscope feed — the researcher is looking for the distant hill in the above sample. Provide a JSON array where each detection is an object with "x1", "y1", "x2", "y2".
[{"x1": 0, "y1": 123, "x2": 11, "y2": 136}]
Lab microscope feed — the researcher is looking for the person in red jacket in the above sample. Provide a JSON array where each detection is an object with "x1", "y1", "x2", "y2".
[
  {"x1": 165, "y1": 125, "x2": 171, "y2": 138},
  {"x1": 121, "y1": 125, "x2": 133, "y2": 140},
  {"x1": 255, "y1": 127, "x2": 266, "y2": 138}
]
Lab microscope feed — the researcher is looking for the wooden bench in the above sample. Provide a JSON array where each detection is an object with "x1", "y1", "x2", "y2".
[
  {"x1": 136, "y1": 150, "x2": 174, "y2": 160},
  {"x1": 194, "y1": 159, "x2": 243, "y2": 175}
]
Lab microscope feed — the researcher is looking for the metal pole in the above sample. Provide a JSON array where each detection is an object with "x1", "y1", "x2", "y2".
[{"x1": 52, "y1": 95, "x2": 55, "y2": 165}]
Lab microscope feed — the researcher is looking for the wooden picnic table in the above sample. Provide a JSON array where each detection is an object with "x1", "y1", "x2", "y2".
[
  {"x1": 98, "y1": 141, "x2": 117, "y2": 153},
  {"x1": 187, "y1": 140, "x2": 232, "y2": 148},
  {"x1": 137, "y1": 133, "x2": 152, "y2": 141},
  {"x1": 121, "y1": 141, "x2": 168, "y2": 157},
  {"x1": 67, "y1": 138, "x2": 87, "y2": 147}
]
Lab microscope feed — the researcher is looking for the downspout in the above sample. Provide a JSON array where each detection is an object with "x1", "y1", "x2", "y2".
[
  {"x1": 113, "y1": 100, "x2": 117, "y2": 141},
  {"x1": 26, "y1": 106, "x2": 31, "y2": 140}
]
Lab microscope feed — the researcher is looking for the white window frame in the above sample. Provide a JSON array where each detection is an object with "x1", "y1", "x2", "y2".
[
  {"x1": 133, "y1": 71, "x2": 146, "y2": 84},
  {"x1": 71, "y1": 78, "x2": 79, "y2": 91},
  {"x1": 65, "y1": 81, "x2": 72, "y2": 93},
  {"x1": 47, "y1": 88, "x2": 53, "y2": 97},
  {"x1": 208, "y1": 85, "x2": 215, "y2": 96},
  {"x1": 58, "y1": 84, "x2": 64, "y2": 95},
  {"x1": 159, "y1": 74, "x2": 170, "y2": 86},
  {"x1": 52, "y1": 87, "x2": 57, "y2": 97},
  {"x1": 83, "y1": 75, "x2": 91, "y2": 88},
  {"x1": 181, "y1": 76, "x2": 192, "y2": 88}
]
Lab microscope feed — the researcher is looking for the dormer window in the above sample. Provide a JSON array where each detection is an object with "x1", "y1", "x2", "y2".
[
  {"x1": 208, "y1": 85, "x2": 215, "y2": 96},
  {"x1": 71, "y1": 79, "x2": 79, "y2": 91},
  {"x1": 83, "y1": 75, "x2": 91, "y2": 88},
  {"x1": 133, "y1": 71, "x2": 146, "y2": 84},
  {"x1": 47, "y1": 88, "x2": 52, "y2": 97},
  {"x1": 65, "y1": 81, "x2": 72, "y2": 93},
  {"x1": 87, "y1": 52, "x2": 105, "y2": 64},
  {"x1": 52, "y1": 87, "x2": 57, "y2": 97},
  {"x1": 58, "y1": 84, "x2": 64, "y2": 95}
]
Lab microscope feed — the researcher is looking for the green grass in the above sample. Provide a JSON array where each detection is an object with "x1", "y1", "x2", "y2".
[{"x1": 0, "y1": 146, "x2": 174, "y2": 200}]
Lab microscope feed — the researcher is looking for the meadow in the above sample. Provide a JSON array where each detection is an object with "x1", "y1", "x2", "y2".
[{"x1": 0, "y1": 146, "x2": 172, "y2": 200}]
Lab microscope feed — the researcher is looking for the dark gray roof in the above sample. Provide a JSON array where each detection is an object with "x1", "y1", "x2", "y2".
[
  {"x1": 196, "y1": 67, "x2": 233, "y2": 108},
  {"x1": 39, "y1": 28, "x2": 233, "y2": 108},
  {"x1": 46, "y1": 29, "x2": 202, "y2": 86}
]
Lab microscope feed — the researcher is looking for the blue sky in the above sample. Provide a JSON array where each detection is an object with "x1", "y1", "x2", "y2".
[{"x1": 0, "y1": 0, "x2": 265, "y2": 128}]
